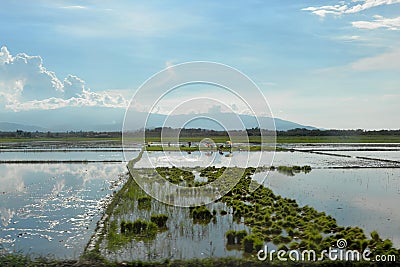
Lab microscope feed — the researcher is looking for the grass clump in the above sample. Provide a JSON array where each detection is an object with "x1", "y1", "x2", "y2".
[
  {"x1": 156, "y1": 166, "x2": 195, "y2": 185},
  {"x1": 226, "y1": 230, "x2": 236, "y2": 245},
  {"x1": 225, "y1": 230, "x2": 248, "y2": 245},
  {"x1": 120, "y1": 219, "x2": 158, "y2": 238},
  {"x1": 189, "y1": 205, "x2": 214, "y2": 223},
  {"x1": 137, "y1": 196, "x2": 151, "y2": 210},
  {"x1": 243, "y1": 234, "x2": 263, "y2": 253},
  {"x1": 217, "y1": 167, "x2": 400, "y2": 259},
  {"x1": 150, "y1": 214, "x2": 168, "y2": 228}
]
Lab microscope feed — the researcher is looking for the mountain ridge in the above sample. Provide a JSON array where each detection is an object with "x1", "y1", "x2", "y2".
[
  {"x1": 0, "y1": 107, "x2": 317, "y2": 132},
  {"x1": 0, "y1": 122, "x2": 48, "y2": 132}
]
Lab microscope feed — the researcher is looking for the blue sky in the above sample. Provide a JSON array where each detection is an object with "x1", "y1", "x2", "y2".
[{"x1": 0, "y1": 0, "x2": 399, "y2": 129}]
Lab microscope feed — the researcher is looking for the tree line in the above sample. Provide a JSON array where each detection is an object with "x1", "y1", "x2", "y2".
[{"x1": 0, "y1": 127, "x2": 399, "y2": 139}]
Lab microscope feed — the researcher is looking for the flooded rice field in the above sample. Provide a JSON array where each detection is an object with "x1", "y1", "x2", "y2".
[
  {"x1": 0, "y1": 162, "x2": 128, "y2": 257},
  {"x1": 0, "y1": 149, "x2": 143, "y2": 163},
  {"x1": 0, "y1": 142, "x2": 399, "y2": 259},
  {"x1": 264, "y1": 168, "x2": 400, "y2": 247}
]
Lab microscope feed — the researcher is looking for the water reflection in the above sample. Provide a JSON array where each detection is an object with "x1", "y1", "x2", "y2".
[
  {"x1": 1, "y1": 146, "x2": 400, "y2": 259},
  {"x1": 104, "y1": 181, "x2": 250, "y2": 261},
  {"x1": 0, "y1": 163, "x2": 126, "y2": 258},
  {"x1": 137, "y1": 150, "x2": 400, "y2": 168},
  {"x1": 135, "y1": 150, "x2": 400, "y2": 250},
  {"x1": 264, "y1": 168, "x2": 400, "y2": 247},
  {"x1": 0, "y1": 148, "x2": 141, "y2": 162},
  {"x1": 0, "y1": 207, "x2": 15, "y2": 227}
]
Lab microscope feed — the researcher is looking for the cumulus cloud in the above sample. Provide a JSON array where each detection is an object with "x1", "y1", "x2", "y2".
[
  {"x1": 302, "y1": 0, "x2": 400, "y2": 18},
  {"x1": 352, "y1": 15, "x2": 400, "y2": 30},
  {"x1": 0, "y1": 46, "x2": 128, "y2": 111}
]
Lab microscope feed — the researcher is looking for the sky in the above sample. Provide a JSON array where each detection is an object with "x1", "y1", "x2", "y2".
[{"x1": 0, "y1": 0, "x2": 399, "y2": 130}]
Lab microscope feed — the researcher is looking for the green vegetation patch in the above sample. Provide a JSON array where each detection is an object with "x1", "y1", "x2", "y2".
[
  {"x1": 219, "y1": 167, "x2": 400, "y2": 258},
  {"x1": 156, "y1": 166, "x2": 195, "y2": 184},
  {"x1": 226, "y1": 230, "x2": 248, "y2": 245},
  {"x1": 150, "y1": 214, "x2": 169, "y2": 228},
  {"x1": 189, "y1": 205, "x2": 214, "y2": 224},
  {"x1": 120, "y1": 219, "x2": 158, "y2": 238},
  {"x1": 137, "y1": 196, "x2": 152, "y2": 210},
  {"x1": 86, "y1": 154, "x2": 399, "y2": 264}
]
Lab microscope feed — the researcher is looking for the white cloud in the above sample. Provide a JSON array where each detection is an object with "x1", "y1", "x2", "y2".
[
  {"x1": 302, "y1": 0, "x2": 400, "y2": 17},
  {"x1": 61, "y1": 5, "x2": 87, "y2": 10},
  {"x1": 137, "y1": 89, "x2": 256, "y2": 116},
  {"x1": 352, "y1": 15, "x2": 400, "y2": 30},
  {"x1": 302, "y1": 4, "x2": 349, "y2": 17},
  {"x1": 0, "y1": 46, "x2": 128, "y2": 111},
  {"x1": 0, "y1": 46, "x2": 12, "y2": 64},
  {"x1": 350, "y1": 48, "x2": 400, "y2": 71},
  {"x1": 346, "y1": 0, "x2": 400, "y2": 13},
  {"x1": 63, "y1": 75, "x2": 85, "y2": 99}
]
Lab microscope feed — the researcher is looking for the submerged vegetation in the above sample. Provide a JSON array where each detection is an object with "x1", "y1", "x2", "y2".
[
  {"x1": 120, "y1": 219, "x2": 158, "y2": 237},
  {"x1": 2, "y1": 136, "x2": 400, "y2": 266},
  {"x1": 218, "y1": 167, "x2": 400, "y2": 259},
  {"x1": 225, "y1": 230, "x2": 248, "y2": 245},
  {"x1": 150, "y1": 214, "x2": 169, "y2": 228},
  {"x1": 2, "y1": 163, "x2": 400, "y2": 266},
  {"x1": 137, "y1": 196, "x2": 152, "y2": 210},
  {"x1": 94, "y1": 163, "x2": 399, "y2": 264},
  {"x1": 156, "y1": 166, "x2": 195, "y2": 184},
  {"x1": 189, "y1": 205, "x2": 214, "y2": 223},
  {"x1": 3, "y1": 254, "x2": 399, "y2": 267}
]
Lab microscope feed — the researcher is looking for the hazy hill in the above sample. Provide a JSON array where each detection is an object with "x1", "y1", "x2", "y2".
[
  {"x1": 0, "y1": 107, "x2": 316, "y2": 132},
  {"x1": 0, "y1": 122, "x2": 48, "y2": 132}
]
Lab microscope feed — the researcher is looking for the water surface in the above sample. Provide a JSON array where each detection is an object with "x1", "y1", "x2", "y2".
[{"x1": 0, "y1": 163, "x2": 127, "y2": 257}]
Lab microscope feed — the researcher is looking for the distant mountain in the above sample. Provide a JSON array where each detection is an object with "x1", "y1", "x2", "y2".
[
  {"x1": 0, "y1": 122, "x2": 48, "y2": 132},
  {"x1": 0, "y1": 107, "x2": 123, "y2": 132},
  {"x1": 0, "y1": 107, "x2": 317, "y2": 132},
  {"x1": 142, "y1": 112, "x2": 317, "y2": 131}
]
